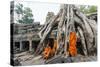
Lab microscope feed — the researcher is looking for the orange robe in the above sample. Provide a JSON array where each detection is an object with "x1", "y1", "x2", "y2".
[
  {"x1": 69, "y1": 32, "x2": 77, "y2": 56},
  {"x1": 43, "y1": 40, "x2": 57, "y2": 59},
  {"x1": 43, "y1": 46, "x2": 51, "y2": 59}
]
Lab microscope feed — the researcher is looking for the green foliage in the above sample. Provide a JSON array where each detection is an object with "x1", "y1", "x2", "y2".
[
  {"x1": 15, "y1": 3, "x2": 34, "y2": 24},
  {"x1": 79, "y1": 5, "x2": 97, "y2": 14},
  {"x1": 15, "y1": 3, "x2": 23, "y2": 15},
  {"x1": 88, "y1": 6, "x2": 97, "y2": 13}
]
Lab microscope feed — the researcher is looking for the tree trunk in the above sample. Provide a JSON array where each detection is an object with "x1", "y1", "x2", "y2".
[
  {"x1": 34, "y1": 12, "x2": 60, "y2": 55},
  {"x1": 34, "y1": 4, "x2": 97, "y2": 56}
]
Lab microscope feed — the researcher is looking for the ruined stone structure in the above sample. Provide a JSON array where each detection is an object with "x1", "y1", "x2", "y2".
[
  {"x1": 11, "y1": 22, "x2": 59, "y2": 54},
  {"x1": 11, "y1": 22, "x2": 41, "y2": 53}
]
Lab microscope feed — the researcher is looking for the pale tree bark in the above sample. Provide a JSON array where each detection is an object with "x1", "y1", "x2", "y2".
[
  {"x1": 57, "y1": 5, "x2": 66, "y2": 55},
  {"x1": 38, "y1": 16, "x2": 55, "y2": 38},
  {"x1": 34, "y1": 4, "x2": 97, "y2": 56},
  {"x1": 34, "y1": 12, "x2": 61, "y2": 55},
  {"x1": 73, "y1": 6, "x2": 96, "y2": 55}
]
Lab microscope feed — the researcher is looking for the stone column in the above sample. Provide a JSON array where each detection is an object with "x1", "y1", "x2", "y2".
[
  {"x1": 29, "y1": 40, "x2": 32, "y2": 51},
  {"x1": 20, "y1": 41, "x2": 23, "y2": 51}
]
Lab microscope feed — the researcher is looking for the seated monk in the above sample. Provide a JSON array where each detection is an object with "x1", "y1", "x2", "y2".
[
  {"x1": 43, "y1": 45, "x2": 51, "y2": 60},
  {"x1": 43, "y1": 40, "x2": 58, "y2": 59}
]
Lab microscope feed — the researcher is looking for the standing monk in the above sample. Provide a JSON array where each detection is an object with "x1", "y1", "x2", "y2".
[{"x1": 69, "y1": 32, "x2": 77, "y2": 56}]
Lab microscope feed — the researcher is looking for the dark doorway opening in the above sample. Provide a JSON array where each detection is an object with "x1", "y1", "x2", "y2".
[
  {"x1": 48, "y1": 38, "x2": 54, "y2": 49},
  {"x1": 76, "y1": 41, "x2": 85, "y2": 55},
  {"x1": 14, "y1": 42, "x2": 20, "y2": 53},
  {"x1": 22, "y1": 41, "x2": 29, "y2": 51},
  {"x1": 32, "y1": 40, "x2": 40, "y2": 51},
  {"x1": 15, "y1": 42, "x2": 20, "y2": 48}
]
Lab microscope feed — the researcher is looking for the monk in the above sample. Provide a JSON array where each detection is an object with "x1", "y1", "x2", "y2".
[
  {"x1": 69, "y1": 32, "x2": 77, "y2": 56},
  {"x1": 43, "y1": 40, "x2": 58, "y2": 59},
  {"x1": 43, "y1": 44, "x2": 51, "y2": 59}
]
